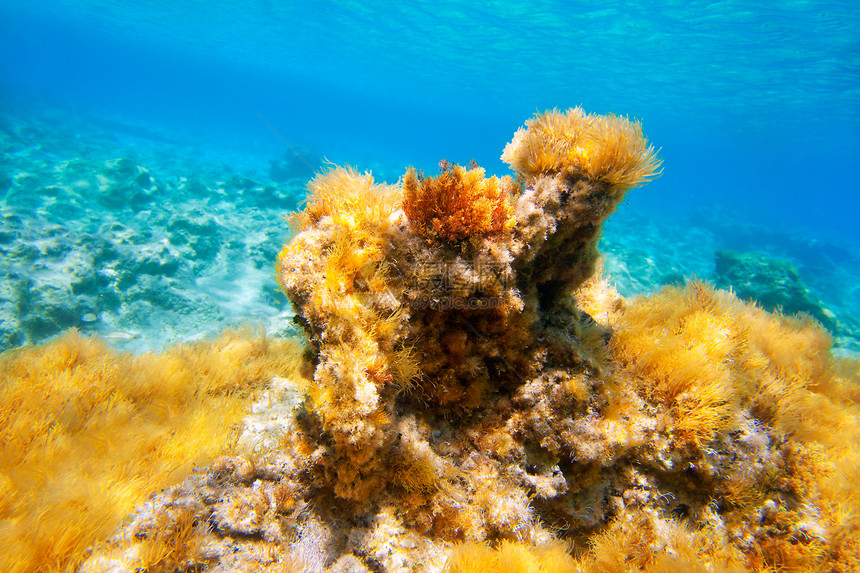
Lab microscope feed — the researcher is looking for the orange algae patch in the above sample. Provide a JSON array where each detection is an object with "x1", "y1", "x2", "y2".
[
  {"x1": 502, "y1": 107, "x2": 661, "y2": 192},
  {"x1": 603, "y1": 280, "x2": 860, "y2": 569},
  {"x1": 583, "y1": 509, "x2": 748, "y2": 573},
  {"x1": 444, "y1": 540, "x2": 578, "y2": 573},
  {"x1": 610, "y1": 280, "x2": 842, "y2": 446},
  {"x1": 290, "y1": 165, "x2": 402, "y2": 232},
  {"x1": 0, "y1": 329, "x2": 305, "y2": 573},
  {"x1": 402, "y1": 162, "x2": 517, "y2": 242}
]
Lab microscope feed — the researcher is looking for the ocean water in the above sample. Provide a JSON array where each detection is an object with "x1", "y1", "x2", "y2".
[{"x1": 1, "y1": 0, "x2": 858, "y2": 354}]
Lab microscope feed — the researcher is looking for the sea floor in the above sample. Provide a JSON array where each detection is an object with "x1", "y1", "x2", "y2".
[{"x1": 2, "y1": 102, "x2": 858, "y2": 357}]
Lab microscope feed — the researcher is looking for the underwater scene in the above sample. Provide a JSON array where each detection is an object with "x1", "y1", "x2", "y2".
[{"x1": 1, "y1": 1, "x2": 859, "y2": 572}]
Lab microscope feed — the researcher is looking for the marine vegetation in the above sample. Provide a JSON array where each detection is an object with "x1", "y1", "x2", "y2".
[
  {"x1": 0, "y1": 329, "x2": 304, "y2": 573},
  {"x1": 402, "y1": 160, "x2": 517, "y2": 242},
  {"x1": 5, "y1": 107, "x2": 858, "y2": 572}
]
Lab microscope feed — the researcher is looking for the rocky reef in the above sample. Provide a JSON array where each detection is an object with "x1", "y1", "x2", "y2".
[
  {"x1": 714, "y1": 249, "x2": 838, "y2": 331},
  {"x1": 16, "y1": 108, "x2": 860, "y2": 572}
]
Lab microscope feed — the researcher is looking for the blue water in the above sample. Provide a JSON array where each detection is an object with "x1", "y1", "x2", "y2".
[
  {"x1": 1, "y1": 1, "x2": 859, "y2": 352},
  {"x1": 2, "y1": 1, "x2": 858, "y2": 235}
]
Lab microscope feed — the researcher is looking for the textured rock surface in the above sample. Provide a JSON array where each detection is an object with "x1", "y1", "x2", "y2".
[
  {"x1": 10, "y1": 105, "x2": 860, "y2": 572},
  {"x1": 714, "y1": 249, "x2": 837, "y2": 330}
]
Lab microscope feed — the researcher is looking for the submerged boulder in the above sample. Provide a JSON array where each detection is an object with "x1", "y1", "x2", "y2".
[{"x1": 714, "y1": 249, "x2": 837, "y2": 331}]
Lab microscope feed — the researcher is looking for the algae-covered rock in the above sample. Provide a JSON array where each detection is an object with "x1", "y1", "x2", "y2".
[
  {"x1": 15, "y1": 107, "x2": 860, "y2": 573},
  {"x1": 714, "y1": 249, "x2": 837, "y2": 330}
]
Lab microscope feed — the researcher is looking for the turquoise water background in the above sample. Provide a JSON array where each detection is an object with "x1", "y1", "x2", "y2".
[
  {"x1": 2, "y1": 0, "x2": 858, "y2": 235},
  {"x1": 0, "y1": 1, "x2": 858, "y2": 353}
]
